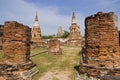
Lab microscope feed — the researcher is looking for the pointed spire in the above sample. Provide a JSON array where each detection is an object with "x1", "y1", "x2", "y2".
[
  {"x1": 34, "y1": 11, "x2": 40, "y2": 27},
  {"x1": 71, "y1": 11, "x2": 76, "y2": 25},
  {"x1": 72, "y1": 11, "x2": 75, "y2": 18},
  {"x1": 35, "y1": 11, "x2": 39, "y2": 21}
]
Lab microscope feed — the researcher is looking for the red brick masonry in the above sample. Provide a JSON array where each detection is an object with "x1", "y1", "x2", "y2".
[{"x1": 80, "y1": 12, "x2": 120, "y2": 79}]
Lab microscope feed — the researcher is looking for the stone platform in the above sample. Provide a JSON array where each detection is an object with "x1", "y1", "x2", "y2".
[{"x1": 0, "y1": 61, "x2": 38, "y2": 80}]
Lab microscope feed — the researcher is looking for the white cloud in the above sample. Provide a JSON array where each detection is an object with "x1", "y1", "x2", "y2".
[
  {"x1": 0, "y1": 0, "x2": 86, "y2": 36},
  {"x1": 1, "y1": 0, "x2": 119, "y2": 36}
]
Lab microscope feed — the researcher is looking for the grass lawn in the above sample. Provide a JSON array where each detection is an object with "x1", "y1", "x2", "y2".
[
  {"x1": 31, "y1": 46, "x2": 81, "y2": 80},
  {"x1": 0, "y1": 46, "x2": 81, "y2": 80},
  {"x1": 0, "y1": 51, "x2": 2, "y2": 61}
]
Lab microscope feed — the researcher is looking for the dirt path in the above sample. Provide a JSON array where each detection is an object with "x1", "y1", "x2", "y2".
[{"x1": 39, "y1": 71, "x2": 71, "y2": 80}]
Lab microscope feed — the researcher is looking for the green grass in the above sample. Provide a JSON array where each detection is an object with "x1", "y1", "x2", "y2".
[
  {"x1": 0, "y1": 51, "x2": 2, "y2": 61},
  {"x1": 0, "y1": 46, "x2": 81, "y2": 80},
  {"x1": 31, "y1": 46, "x2": 81, "y2": 80},
  {"x1": 31, "y1": 47, "x2": 47, "y2": 55}
]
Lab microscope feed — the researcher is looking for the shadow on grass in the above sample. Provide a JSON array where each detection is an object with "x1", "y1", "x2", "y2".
[{"x1": 74, "y1": 65, "x2": 80, "y2": 74}]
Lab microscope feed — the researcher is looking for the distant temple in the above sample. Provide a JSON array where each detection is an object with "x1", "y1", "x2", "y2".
[
  {"x1": 67, "y1": 11, "x2": 82, "y2": 46},
  {"x1": 31, "y1": 12, "x2": 42, "y2": 47},
  {"x1": 57, "y1": 26, "x2": 63, "y2": 37}
]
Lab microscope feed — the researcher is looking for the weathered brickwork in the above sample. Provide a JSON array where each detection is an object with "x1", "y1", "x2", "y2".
[
  {"x1": 0, "y1": 21, "x2": 38, "y2": 79},
  {"x1": 48, "y1": 38, "x2": 62, "y2": 55},
  {"x1": 80, "y1": 12, "x2": 120, "y2": 79},
  {"x1": 3, "y1": 21, "x2": 31, "y2": 64}
]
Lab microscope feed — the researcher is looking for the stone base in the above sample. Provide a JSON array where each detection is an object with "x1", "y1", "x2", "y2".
[
  {"x1": 20, "y1": 66, "x2": 38, "y2": 79},
  {"x1": 67, "y1": 40, "x2": 81, "y2": 46},
  {"x1": 0, "y1": 61, "x2": 38, "y2": 80},
  {"x1": 48, "y1": 48, "x2": 62, "y2": 55},
  {"x1": 75, "y1": 72, "x2": 120, "y2": 80},
  {"x1": 80, "y1": 63, "x2": 120, "y2": 79}
]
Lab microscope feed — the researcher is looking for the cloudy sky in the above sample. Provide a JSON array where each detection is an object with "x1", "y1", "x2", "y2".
[{"x1": 0, "y1": 0, "x2": 120, "y2": 36}]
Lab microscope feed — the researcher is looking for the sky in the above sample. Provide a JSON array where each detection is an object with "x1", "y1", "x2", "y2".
[{"x1": 0, "y1": 0, "x2": 120, "y2": 36}]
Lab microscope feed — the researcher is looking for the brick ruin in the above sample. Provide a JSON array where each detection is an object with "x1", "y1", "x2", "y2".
[
  {"x1": 48, "y1": 38, "x2": 62, "y2": 55},
  {"x1": 67, "y1": 11, "x2": 82, "y2": 46},
  {"x1": 80, "y1": 12, "x2": 120, "y2": 79},
  {"x1": 0, "y1": 21, "x2": 38, "y2": 80},
  {"x1": 31, "y1": 12, "x2": 42, "y2": 48},
  {"x1": 0, "y1": 25, "x2": 3, "y2": 50}
]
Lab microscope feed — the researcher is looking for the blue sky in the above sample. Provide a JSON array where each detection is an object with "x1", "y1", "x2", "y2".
[{"x1": 0, "y1": 0, "x2": 120, "y2": 36}]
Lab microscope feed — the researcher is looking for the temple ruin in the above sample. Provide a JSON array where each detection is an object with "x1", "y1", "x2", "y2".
[
  {"x1": 67, "y1": 11, "x2": 82, "y2": 46},
  {"x1": 57, "y1": 26, "x2": 63, "y2": 37},
  {"x1": 0, "y1": 21, "x2": 38, "y2": 80},
  {"x1": 48, "y1": 38, "x2": 62, "y2": 55},
  {"x1": 80, "y1": 12, "x2": 120, "y2": 79},
  {"x1": 31, "y1": 12, "x2": 42, "y2": 48}
]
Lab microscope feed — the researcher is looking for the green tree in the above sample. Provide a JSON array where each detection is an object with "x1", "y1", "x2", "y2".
[
  {"x1": 62, "y1": 30, "x2": 70, "y2": 38},
  {"x1": 42, "y1": 35, "x2": 53, "y2": 39}
]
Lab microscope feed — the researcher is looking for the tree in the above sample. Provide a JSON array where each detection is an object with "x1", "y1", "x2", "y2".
[
  {"x1": 42, "y1": 35, "x2": 53, "y2": 39},
  {"x1": 62, "y1": 30, "x2": 70, "y2": 38}
]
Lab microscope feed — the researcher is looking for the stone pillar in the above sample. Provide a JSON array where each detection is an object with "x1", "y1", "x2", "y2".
[
  {"x1": 80, "y1": 12, "x2": 120, "y2": 79},
  {"x1": 48, "y1": 38, "x2": 62, "y2": 55},
  {"x1": 0, "y1": 21, "x2": 38, "y2": 80}
]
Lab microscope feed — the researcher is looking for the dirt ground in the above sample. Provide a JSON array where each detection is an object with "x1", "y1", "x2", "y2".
[{"x1": 39, "y1": 71, "x2": 71, "y2": 80}]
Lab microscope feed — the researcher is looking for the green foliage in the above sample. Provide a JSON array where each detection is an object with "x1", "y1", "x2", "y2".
[
  {"x1": 42, "y1": 35, "x2": 53, "y2": 39},
  {"x1": 61, "y1": 30, "x2": 70, "y2": 38}
]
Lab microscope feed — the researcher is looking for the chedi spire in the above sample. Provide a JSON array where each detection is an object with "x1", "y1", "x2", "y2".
[
  {"x1": 71, "y1": 11, "x2": 76, "y2": 25},
  {"x1": 34, "y1": 11, "x2": 39, "y2": 27},
  {"x1": 35, "y1": 12, "x2": 38, "y2": 21}
]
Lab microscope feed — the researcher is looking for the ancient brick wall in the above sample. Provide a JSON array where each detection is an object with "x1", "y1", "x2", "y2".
[
  {"x1": 0, "y1": 21, "x2": 38, "y2": 79},
  {"x1": 48, "y1": 38, "x2": 62, "y2": 55},
  {"x1": 2, "y1": 21, "x2": 31, "y2": 64},
  {"x1": 80, "y1": 12, "x2": 120, "y2": 78},
  {"x1": 84, "y1": 12, "x2": 120, "y2": 68}
]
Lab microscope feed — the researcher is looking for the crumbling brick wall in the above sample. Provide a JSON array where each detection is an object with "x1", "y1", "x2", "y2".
[
  {"x1": 0, "y1": 21, "x2": 38, "y2": 80},
  {"x1": 84, "y1": 12, "x2": 120, "y2": 68},
  {"x1": 2, "y1": 21, "x2": 31, "y2": 64},
  {"x1": 48, "y1": 38, "x2": 62, "y2": 55},
  {"x1": 80, "y1": 12, "x2": 120, "y2": 78}
]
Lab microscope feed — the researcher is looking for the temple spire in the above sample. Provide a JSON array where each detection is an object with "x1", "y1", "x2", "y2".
[
  {"x1": 35, "y1": 11, "x2": 39, "y2": 21},
  {"x1": 34, "y1": 11, "x2": 40, "y2": 27},
  {"x1": 71, "y1": 11, "x2": 76, "y2": 25}
]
